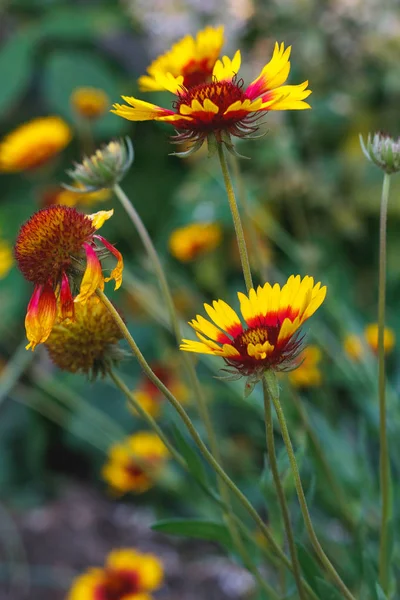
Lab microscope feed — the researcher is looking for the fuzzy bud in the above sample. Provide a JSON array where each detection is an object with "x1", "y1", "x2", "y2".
[{"x1": 360, "y1": 132, "x2": 400, "y2": 174}]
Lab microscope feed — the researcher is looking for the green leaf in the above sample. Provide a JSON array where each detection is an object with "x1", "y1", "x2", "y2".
[
  {"x1": 0, "y1": 30, "x2": 37, "y2": 114},
  {"x1": 315, "y1": 579, "x2": 344, "y2": 600},
  {"x1": 296, "y1": 543, "x2": 321, "y2": 591},
  {"x1": 171, "y1": 426, "x2": 209, "y2": 487},
  {"x1": 152, "y1": 518, "x2": 232, "y2": 549},
  {"x1": 375, "y1": 585, "x2": 389, "y2": 600}
]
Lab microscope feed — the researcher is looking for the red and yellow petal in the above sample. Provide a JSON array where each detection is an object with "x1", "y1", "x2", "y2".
[
  {"x1": 25, "y1": 284, "x2": 57, "y2": 350},
  {"x1": 88, "y1": 209, "x2": 114, "y2": 230},
  {"x1": 246, "y1": 42, "x2": 291, "y2": 100},
  {"x1": 59, "y1": 271, "x2": 74, "y2": 320},
  {"x1": 94, "y1": 235, "x2": 123, "y2": 290},
  {"x1": 204, "y1": 299, "x2": 243, "y2": 338},
  {"x1": 189, "y1": 314, "x2": 231, "y2": 344},
  {"x1": 74, "y1": 243, "x2": 104, "y2": 305},
  {"x1": 260, "y1": 81, "x2": 311, "y2": 111},
  {"x1": 212, "y1": 50, "x2": 241, "y2": 82},
  {"x1": 111, "y1": 97, "x2": 177, "y2": 122}
]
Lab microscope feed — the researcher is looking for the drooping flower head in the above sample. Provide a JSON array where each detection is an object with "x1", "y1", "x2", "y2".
[
  {"x1": 70, "y1": 87, "x2": 109, "y2": 120},
  {"x1": 360, "y1": 132, "x2": 400, "y2": 174},
  {"x1": 102, "y1": 432, "x2": 169, "y2": 495},
  {"x1": 14, "y1": 206, "x2": 123, "y2": 350},
  {"x1": 181, "y1": 276, "x2": 326, "y2": 383},
  {"x1": 288, "y1": 345, "x2": 322, "y2": 388},
  {"x1": 169, "y1": 222, "x2": 222, "y2": 262},
  {"x1": 132, "y1": 362, "x2": 189, "y2": 419},
  {"x1": 67, "y1": 547, "x2": 163, "y2": 600},
  {"x1": 113, "y1": 43, "x2": 311, "y2": 153},
  {"x1": 139, "y1": 25, "x2": 225, "y2": 91},
  {"x1": 45, "y1": 297, "x2": 124, "y2": 379},
  {"x1": 0, "y1": 116, "x2": 71, "y2": 172}
]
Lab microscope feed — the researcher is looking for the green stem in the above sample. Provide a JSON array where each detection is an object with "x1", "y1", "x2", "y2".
[
  {"x1": 263, "y1": 374, "x2": 306, "y2": 600},
  {"x1": 271, "y1": 391, "x2": 356, "y2": 600},
  {"x1": 0, "y1": 340, "x2": 35, "y2": 407},
  {"x1": 378, "y1": 172, "x2": 392, "y2": 594},
  {"x1": 97, "y1": 287, "x2": 319, "y2": 600},
  {"x1": 217, "y1": 144, "x2": 253, "y2": 292}
]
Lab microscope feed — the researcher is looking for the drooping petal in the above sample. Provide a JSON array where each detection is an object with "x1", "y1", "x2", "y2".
[
  {"x1": 212, "y1": 50, "x2": 241, "y2": 82},
  {"x1": 180, "y1": 339, "x2": 219, "y2": 354},
  {"x1": 59, "y1": 271, "x2": 74, "y2": 320},
  {"x1": 111, "y1": 97, "x2": 178, "y2": 122},
  {"x1": 260, "y1": 81, "x2": 311, "y2": 111},
  {"x1": 88, "y1": 209, "x2": 114, "y2": 230},
  {"x1": 246, "y1": 42, "x2": 291, "y2": 99},
  {"x1": 94, "y1": 235, "x2": 123, "y2": 290},
  {"x1": 25, "y1": 284, "x2": 57, "y2": 350},
  {"x1": 74, "y1": 243, "x2": 104, "y2": 305}
]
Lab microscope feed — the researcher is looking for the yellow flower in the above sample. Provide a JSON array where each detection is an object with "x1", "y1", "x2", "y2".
[
  {"x1": 67, "y1": 547, "x2": 163, "y2": 600},
  {"x1": 169, "y1": 222, "x2": 222, "y2": 262},
  {"x1": 181, "y1": 275, "x2": 326, "y2": 379},
  {"x1": 343, "y1": 334, "x2": 364, "y2": 361},
  {"x1": 132, "y1": 362, "x2": 189, "y2": 418},
  {"x1": 0, "y1": 116, "x2": 71, "y2": 172},
  {"x1": 364, "y1": 323, "x2": 395, "y2": 355},
  {"x1": 138, "y1": 25, "x2": 225, "y2": 91},
  {"x1": 102, "y1": 432, "x2": 169, "y2": 495},
  {"x1": 70, "y1": 87, "x2": 109, "y2": 120},
  {"x1": 288, "y1": 346, "x2": 322, "y2": 388},
  {"x1": 0, "y1": 239, "x2": 13, "y2": 279},
  {"x1": 113, "y1": 43, "x2": 311, "y2": 152},
  {"x1": 44, "y1": 184, "x2": 112, "y2": 207}
]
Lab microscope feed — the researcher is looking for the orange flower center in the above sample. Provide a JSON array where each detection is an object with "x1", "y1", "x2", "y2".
[
  {"x1": 96, "y1": 569, "x2": 140, "y2": 600},
  {"x1": 235, "y1": 326, "x2": 277, "y2": 351}
]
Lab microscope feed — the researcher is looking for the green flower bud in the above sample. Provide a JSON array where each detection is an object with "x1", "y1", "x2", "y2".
[{"x1": 360, "y1": 132, "x2": 400, "y2": 174}]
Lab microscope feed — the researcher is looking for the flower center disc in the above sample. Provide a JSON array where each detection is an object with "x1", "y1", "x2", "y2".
[
  {"x1": 176, "y1": 80, "x2": 246, "y2": 125},
  {"x1": 98, "y1": 569, "x2": 140, "y2": 600}
]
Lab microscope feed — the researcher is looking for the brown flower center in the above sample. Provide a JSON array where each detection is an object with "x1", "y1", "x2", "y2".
[
  {"x1": 96, "y1": 569, "x2": 140, "y2": 600},
  {"x1": 233, "y1": 326, "x2": 279, "y2": 354}
]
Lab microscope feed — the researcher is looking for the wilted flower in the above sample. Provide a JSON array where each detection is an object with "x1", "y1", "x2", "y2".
[
  {"x1": 102, "y1": 432, "x2": 169, "y2": 495},
  {"x1": 360, "y1": 132, "x2": 400, "y2": 174},
  {"x1": 181, "y1": 275, "x2": 326, "y2": 384},
  {"x1": 45, "y1": 297, "x2": 124, "y2": 379},
  {"x1": 67, "y1": 547, "x2": 163, "y2": 600},
  {"x1": 132, "y1": 362, "x2": 189, "y2": 418},
  {"x1": 169, "y1": 222, "x2": 222, "y2": 262},
  {"x1": 70, "y1": 87, "x2": 109, "y2": 120},
  {"x1": 0, "y1": 238, "x2": 13, "y2": 279},
  {"x1": 66, "y1": 138, "x2": 134, "y2": 191},
  {"x1": 288, "y1": 346, "x2": 322, "y2": 388},
  {"x1": 0, "y1": 116, "x2": 71, "y2": 172},
  {"x1": 14, "y1": 206, "x2": 123, "y2": 350},
  {"x1": 344, "y1": 324, "x2": 395, "y2": 361},
  {"x1": 113, "y1": 43, "x2": 311, "y2": 153},
  {"x1": 41, "y1": 184, "x2": 112, "y2": 208},
  {"x1": 139, "y1": 25, "x2": 225, "y2": 91}
]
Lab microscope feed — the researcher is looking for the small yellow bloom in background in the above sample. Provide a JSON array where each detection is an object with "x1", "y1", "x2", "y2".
[
  {"x1": 288, "y1": 346, "x2": 322, "y2": 388},
  {"x1": 364, "y1": 323, "x2": 395, "y2": 355},
  {"x1": 132, "y1": 362, "x2": 189, "y2": 418},
  {"x1": 343, "y1": 333, "x2": 364, "y2": 361},
  {"x1": 169, "y1": 222, "x2": 222, "y2": 262},
  {"x1": 70, "y1": 87, "x2": 109, "y2": 120},
  {"x1": 42, "y1": 184, "x2": 112, "y2": 208},
  {"x1": 0, "y1": 239, "x2": 13, "y2": 279},
  {"x1": 139, "y1": 25, "x2": 225, "y2": 91},
  {"x1": 0, "y1": 116, "x2": 71, "y2": 172},
  {"x1": 67, "y1": 547, "x2": 164, "y2": 600},
  {"x1": 102, "y1": 432, "x2": 169, "y2": 495}
]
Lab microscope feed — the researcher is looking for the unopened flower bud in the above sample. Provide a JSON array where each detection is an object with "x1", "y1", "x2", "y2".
[
  {"x1": 360, "y1": 132, "x2": 400, "y2": 174},
  {"x1": 66, "y1": 138, "x2": 134, "y2": 191}
]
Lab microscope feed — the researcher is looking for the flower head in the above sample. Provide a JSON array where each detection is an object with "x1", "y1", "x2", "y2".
[
  {"x1": 15, "y1": 206, "x2": 123, "y2": 350},
  {"x1": 42, "y1": 184, "x2": 112, "y2": 208},
  {"x1": 343, "y1": 333, "x2": 364, "y2": 361},
  {"x1": 45, "y1": 297, "x2": 124, "y2": 379},
  {"x1": 344, "y1": 324, "x2": 395, "y2": 361},
  {"x1": 0, "y1": 238, "x2": 13, "y2": 279},
  {"x1": 139, "y1": 25, "x2": 225, "y2": 91},
  {"x1": 0, "y1": 116, "x2": 71, "y2": 172},
  {"x1": 67, "y1": 547, "x2": 163, "y2": 600},
  {"x1": 181, "y1": 275, "x2": 326, "y2": 382},
  {"x1": 288, "y1": 345, "x2": 322, "y2": 388},
  {"x1": 169, "y1": 222, "x2": 222, "y2": 262},
  {"x1": 113, "y1": 43, "x2": 311, "y2": 152},
  {"x1": 70, "y1": 87, "x2": 109, "y2": 120},
  {"x1": 360, "y1": 132, "x2": 400, "y2": 174},
  {"x1": 66, "y1": 138, "x2": 134, "y2": 191},
  {"x1": 102, "y1": 432, "x2": 169, "y2": 495},
  {"x1": 132, "y1": 362, "x2": 189, "y2": 418}
]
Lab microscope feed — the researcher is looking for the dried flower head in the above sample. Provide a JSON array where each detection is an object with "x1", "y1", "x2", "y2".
[
  {"x1": 360, "y1": 132, "x2": 400, "y2": 174},
  {"x1": 113, "y1": 43, "x2": 311, "y2": 154},
  {"x1": 132, "y1": 362, "x2": 189, "y2": 418},
  {"x1": 66, "y1": 138, "x2": 134, "y2": 191},
  {"x1": 139, "y1": 25, "x2": 225, "y2": 91},
  {"x1": 102, "y1": 432, "x2": 169, "y2": 495},
  {"x1": 15, "y1": 206, "x2": 123, "y2": 350},
  {"x1": 67, "y1": 547, "x2": 163, "y2": 600},
  {"x1": 0, "y1": 116, "x2": 72, "y2": 172},
  {"x1": 169, "y1": 222, "x2": 222, "y2": 262},
  {"x1": 288, "y1": 345, "x2": 322, "y2": 388},
  {"x1": 181, "y1": 275, "x2": 326, "y2": 387},
  {"x1": 45, "y1": 297, "x2": 124, "y2": 379},
  {"x1": 70, "y1": 87, "x2": 109, "y2": 120}
]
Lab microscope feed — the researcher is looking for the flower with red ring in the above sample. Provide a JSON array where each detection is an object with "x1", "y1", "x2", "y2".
[
  {"x1": 112, "y1": 43, "x2": 311, "y2": 151},
  {"x1": 180, "y1": 275, "x2": 326, "y2": 380},
  {"x1": 14, "y1": 205, "x2": 123, "y2": 350}
]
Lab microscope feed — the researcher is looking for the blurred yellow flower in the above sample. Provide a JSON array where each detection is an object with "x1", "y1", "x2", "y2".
[
  {"x1": 102, "y1": 432, "x2": 169, "y2": 495},
  {"x1": 42, "y1": 184, "x2": 112, "y2": 207},
  {"x1": 288, "y1": 346, "x2": 322, "y2": 388},
  {"x1": 169, "y1": 222, "x2": 222, "y2": 262},
  {"x1": 343, "y1": 334, "x2": 364, "y2": 361},
  {"x1": 0, "y1": 116, "x2": 71, "y2": 172},
  {"x1": 132, "y1": 362, "x2": 189, "y2": 418},
  {"x1": 67, "y1": 547, "x2": 163, "y2": 600},
  {"x1": 344, "y1": 324, "x2": 395, "y2": 361},
  {"x1": 70, "y1": 87, "x2": 109, "y2": 120},
  {"x1": 0, "y1": 239, "x2": 13, "y2": 279}
]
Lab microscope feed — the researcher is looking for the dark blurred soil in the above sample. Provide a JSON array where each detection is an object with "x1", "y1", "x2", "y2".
[{"x1": 0, "y1": 484, "x2": 255, "y2": 600}]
